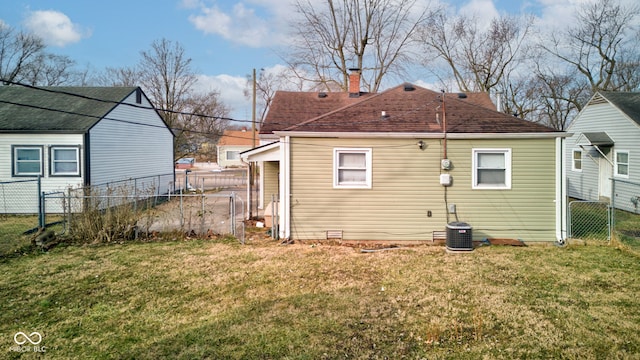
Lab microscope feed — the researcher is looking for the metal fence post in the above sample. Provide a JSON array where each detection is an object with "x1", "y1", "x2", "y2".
[
  {"x1": 230, "y1": 192, "x2": 236, "y2": 236},
  {"x1": 201, "y1": 193, "x2": 206, "y2": 235},
  {"x1": 37, "y1": 176, "x2": 45, "y2": 229}
]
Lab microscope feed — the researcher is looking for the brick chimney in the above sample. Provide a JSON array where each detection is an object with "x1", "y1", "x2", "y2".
[{"x1": 348, "y1": 68, "x2": 361, "y2": 97}]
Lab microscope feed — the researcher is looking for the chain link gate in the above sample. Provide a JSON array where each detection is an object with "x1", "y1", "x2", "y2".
[{"x1": 568, "y1": 201, "x2": 611, "y2": 242}]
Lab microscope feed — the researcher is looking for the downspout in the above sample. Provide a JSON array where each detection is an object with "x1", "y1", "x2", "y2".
[
  {"x1": 84, "y1": 132, "x2": 91, "y2": 187},
  {"x1": 556, "y1": 136, "x2": 567, "y2": 244},
  {"x1": 441, "y1": 90, "x2": 450, "y2": 224},
  {"x1": 442, "y1": 90, "x2": 447, "y2": 159},
  {"x1": 280, "y1": 136, "x2": 291, "y2": 240}
]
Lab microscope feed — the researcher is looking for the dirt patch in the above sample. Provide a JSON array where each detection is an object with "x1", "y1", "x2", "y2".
[{"x1": 487, "y1": 238, "x2": 527, "y2": 246}]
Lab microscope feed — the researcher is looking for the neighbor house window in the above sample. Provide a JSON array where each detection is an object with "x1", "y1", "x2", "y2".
[
  {"x1": 50, "y1": 147, "x2": 80, "y2": 176},
  {"x1": 572, "y1": 149, "x2": 582, "y2": 171},
  {"x1": 333, "y1": 148, "x2": 372, "y2": 188},
  {"x1": 13, "y1": 146, "x2": 43, "y2": 176},
  {"x1": 226, "y1": 151, "x2": 240, "y2": 161},
  {"x1": 615, "y1": 150, "x2": 629, "y2": 178},
  {"x1": 472, "y1": 148, "x2": 512, "y2": 189}
]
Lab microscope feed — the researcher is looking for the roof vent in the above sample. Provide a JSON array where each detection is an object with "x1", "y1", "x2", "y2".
[
  {"x1": 318, "y1": 92, "x2": 327, "y2": 98},
  {"x1": 404, "y1": 83, "x2": 415, "y2": 91},
  {"x1": 457, "y1": 93, "x2": 467, "y2": 99}
]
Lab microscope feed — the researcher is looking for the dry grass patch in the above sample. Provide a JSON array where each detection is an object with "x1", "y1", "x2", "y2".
[{"x1": 1, "y1": 239, "x2": 639, "y2": 359}]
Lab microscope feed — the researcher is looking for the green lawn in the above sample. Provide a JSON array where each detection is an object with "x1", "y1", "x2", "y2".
[
  {"x1": 1, "y1": 237, "x2": 639, "y2": 359},
  {"x1": 0, "y1": 215, "x2": 39, "y2": 256}
]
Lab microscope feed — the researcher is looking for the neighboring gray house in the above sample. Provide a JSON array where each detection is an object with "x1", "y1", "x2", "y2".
[
  {"x1": 0, "y1": 85, "x2": 175, "y2": 213},
  {"x1": 566, "y1": 91, "x2": 640, "y2": 213}
]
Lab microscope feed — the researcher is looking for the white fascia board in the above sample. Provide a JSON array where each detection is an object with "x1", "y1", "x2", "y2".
[
  {"x1": 446, "y1": 132, "x2": 570, "y2": 139},
  {"x1": 240, "y1": 141, "x2": 280, "y2": 160},
  {"x1": 273, "y1": 131, "x2": 445, "y2": 139},
  {"x1": 274, "y1": 131, "x2": 570, "y2": 139}
]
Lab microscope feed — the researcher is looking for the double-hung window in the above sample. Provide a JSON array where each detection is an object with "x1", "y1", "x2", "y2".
[
  {"x1": 51, "y1": 146, "x2": 80, "y2": 176},
  {"x1": 333, "y1": 148, "x2": 372, "y2": 188},
  {"x1": 572, "y1": 149, "x2": 582, "y2": 171},
  {"x1": 226, "y1": 150, "x2": 240, "y2": 161},
  {"x1": 615, "y1": 150, "x2": 629, "y2": 178},
  {"x1": 472, "y1": 149, "x2": 512, "y2": 189},
  {"x1": 13, "y1": 146, "x2": 43, "y2": 177}
]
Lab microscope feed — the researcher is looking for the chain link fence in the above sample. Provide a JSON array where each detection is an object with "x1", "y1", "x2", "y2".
[
  {"x1": 42, "y1": 189, "x2": 245, "y2": 244},
  {"x1": 612, "y1": 179, "x2": 640, "y2": 255},
  {"x1": 568, "y1": 201, "x2": 611, "y2": 242},
  {"x1": 0, "y1": 179, "x2": 40, "y2": 256},
  {"x1": 0, "y1": 171, "x2": 248, "y2": 256}
]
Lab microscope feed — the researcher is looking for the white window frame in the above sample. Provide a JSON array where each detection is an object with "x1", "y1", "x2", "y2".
[
  {"x1": 472, "y1": 148, "x2": 512, "y2": 190},
  {"x1": 50, "y1": 146, "x2": 80, "y2": 176},
  {"x1": 614, "y1": 150, "x2": 629, "y2": 178},
  {"x1": 572, "y1": 148, "x2": 582, "y2": 172},
  {"x1": 13, "y1": 146, "x2": 43, "y2": 177},
  {"x1": 226, "y1": 150, "x2": 240, "y2": 161},
  {"x1": 333, "y1": 148, "x2": 372, "y2": 189}
]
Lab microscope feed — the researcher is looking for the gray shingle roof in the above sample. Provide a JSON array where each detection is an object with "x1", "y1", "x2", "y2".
[
  {"x1": 599, "y1": 91, "x2": 640, "y2": 126},
  {"x1": 0, "y1": 85, "x2": 138, "y2": 133}
]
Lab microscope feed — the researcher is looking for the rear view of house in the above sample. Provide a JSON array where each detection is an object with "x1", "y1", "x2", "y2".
[
  {"x1": 0, "y1": 84, "x2": 174, "y2": 213},
  {"x1": 566, "y1": 91, "x2": 640, "y2": 213},
  {"x1": 244, "y1": 76, "x2": 568, "y2": 245}
]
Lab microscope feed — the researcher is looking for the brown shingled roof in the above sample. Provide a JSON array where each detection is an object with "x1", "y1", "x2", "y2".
[
  {"x1": 260, "y1": 91, "x2": 374, "y2": 134},
  {"x1": 218, "y1": 129, "x2": 255, "y2": 146},
  {"x1": 279, "y1": 84, "x2": 555, "y2": 134}
]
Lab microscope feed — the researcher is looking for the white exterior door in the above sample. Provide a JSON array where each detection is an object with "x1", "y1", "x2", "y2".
[{"x1": 599, "y1": 155, "x2": 612, "y2": 199}]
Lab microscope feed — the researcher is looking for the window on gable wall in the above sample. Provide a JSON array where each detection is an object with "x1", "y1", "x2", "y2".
[
  {"x1": 572, "y1": 149, "x2": 582, "y2": 171},
  {"x1": 333, "y1": 148, "x2": 372, "y2": 189},
  {"x1": 472, "y1": 148, "x2": 512, "y2": 189},
  {"x1": 226, "y1": 151, "x2": 240, "y2": 161},
  {"x1": 615, "y1": 150, "x2": 629, "y2": 178},
  {"x1": 50, "y1": 147, "x2": 80, "y2": 176},
  {"x1": 13, "y1": 146, "x2": 43, "y2": 176}
]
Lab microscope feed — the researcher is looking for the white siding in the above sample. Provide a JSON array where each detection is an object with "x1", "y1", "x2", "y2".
[
  {"x1": 566, "y1": 101, "x2": 640, "y2": 212},
  {"x1": 0, "y1": 133, "x2": 85, "y2": 192},
  {"x1": 0, "y1": 133, "x2": 84, "y2": 213},
  {"x1": 89, "y1": 91, "x2": 174, "y2": 194}
]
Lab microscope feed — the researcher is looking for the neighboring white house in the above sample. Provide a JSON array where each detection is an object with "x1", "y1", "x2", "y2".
[
  {"x1": 216, "y1": 129, "x2": 255, "y2": 168},
  {"x1": 0, "y1": 85, "x2": 175, "y2": 213},
  {"x1": 566, "y1": 91, "x2": 640, "y2": 213}
]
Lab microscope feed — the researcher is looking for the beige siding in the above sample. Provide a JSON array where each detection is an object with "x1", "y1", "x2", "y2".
[
  {"x1": 446, "y1": 139, "x2": 558, "y2": 243},
  {"x1": 262, "y1": 161, "x2": 279, "y2": 207},
  {"x1": 289, "y1": 137, "x2": 558, "y2": 243}
]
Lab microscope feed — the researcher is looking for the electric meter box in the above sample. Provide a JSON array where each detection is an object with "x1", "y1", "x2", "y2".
[{"x1": 440, "y1": 173, "x2": 452, "y2": 186}]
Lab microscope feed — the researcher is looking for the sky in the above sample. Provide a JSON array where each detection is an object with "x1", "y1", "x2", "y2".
[{"x1": 0, "y1": 0, "x2": 623, "y2": 121}]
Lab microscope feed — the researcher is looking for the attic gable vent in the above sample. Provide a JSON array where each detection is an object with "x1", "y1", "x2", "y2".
[{"x1": 404, "y1": 83, "x2": 415, "y2": 91}]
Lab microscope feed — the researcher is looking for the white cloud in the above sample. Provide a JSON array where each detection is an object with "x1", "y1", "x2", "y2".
[
  {"x1": 188, "y1": 2, "x2": 285, "y2": 48},
  {"x1": 458, "y1": 0, "x2": 499, "y2": 20},
  {"x1": 23, "y1": 10, "x2": 90, "y2": 47},
  {"x1": 195, "y1": 73, "x2": 251, "y2": 120}
]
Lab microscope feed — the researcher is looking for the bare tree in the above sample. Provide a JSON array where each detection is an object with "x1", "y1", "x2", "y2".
[
  {"x1": 542, "y1": 0, "x2": 640, "y2": 93},
  {"x1": 95, "y1": 39, "x2": 231, "y2": 160},
  {"x1": 0, "y1": 23, "x2": 77, "y2": 85},
  {"x1": 181, "y1": 90, "x2": 231, "y2": 160},
  {"x1": 420, "y1": 9, "x2": 534, "y2": 94},
  {"x1": 287, "y1": 0, "x2": 432, "y2": 92},
  {"x1": 21, "y1": 53, "x2": 77, "y2": 85},
  {"x1": 244, "y1": 67, "x2": 308, "y2": 125},
  {"x1": 93, "y1": 66, "x2": 140, "y2": 87}
]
